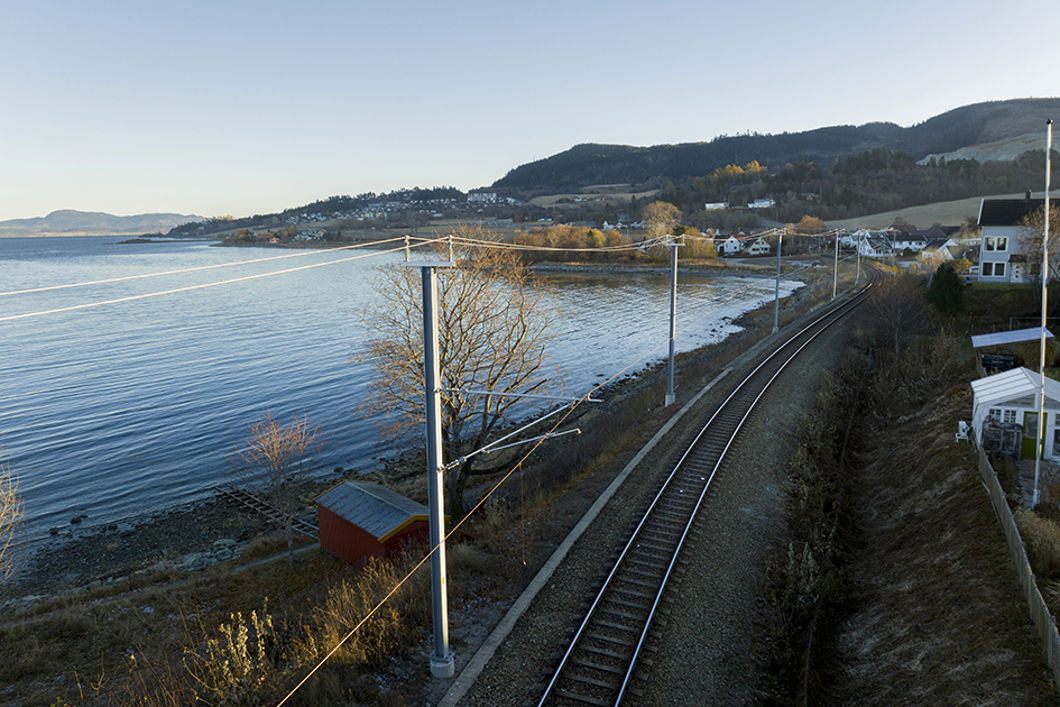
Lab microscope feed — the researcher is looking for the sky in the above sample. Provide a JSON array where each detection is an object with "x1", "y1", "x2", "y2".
[{"x1": 1, "y1": 0, "x2": 1058, "y2": 222}]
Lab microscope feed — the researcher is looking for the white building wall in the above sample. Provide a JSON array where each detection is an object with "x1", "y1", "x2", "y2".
[{"x1": 979, "y1": 224, "x2": 1027, "y2": 284}]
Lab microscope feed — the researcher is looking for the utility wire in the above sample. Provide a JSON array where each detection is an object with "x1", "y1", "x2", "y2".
[
  {"x1": 4, "y1": 228, "x2": 858, "y2": 702},
  {"x1": 0, "y1": 237, "x2": 408, "y2": 298},
  {"x1": 447, "y1": 234, "x2": 672, "y2": 253},
  {"x1": 0, "y1": 239, "x2": 441, "y2": 323},
  {"x1": 276, "y1": 241, "x2": 861, "y2": 704}
]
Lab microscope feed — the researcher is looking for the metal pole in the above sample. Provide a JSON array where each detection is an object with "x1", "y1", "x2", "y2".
[
  {"x1": 665, "y1": 238, "x2": 680, "y2": 406},
  {"x1": 421, "y1": 264, "x2": 455, "y2": 678},
  {"x1": 832, "y1": 231, "x2": 839, "y2": 300},
  {"x1": 772, "y1": 230, "x2": 782, "y2": 333},
  {"x1": 1035, "y1": 119, "x2": 1052, "y2": 508},
  {"x1": 856, "y1": 231, "x2": 862, "y2": 284}
]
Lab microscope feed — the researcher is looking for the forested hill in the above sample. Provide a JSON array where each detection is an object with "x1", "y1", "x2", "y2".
[{"x1": 492, "y1": 98, "x2": 1060, "y2": 194}]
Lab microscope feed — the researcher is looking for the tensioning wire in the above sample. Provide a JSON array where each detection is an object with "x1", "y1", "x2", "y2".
[
  {"x1": 0, "y1": 238, "x2": 442, "y2": 323},
  {"x1": 275, "y1": 243, "x2": 862, "y2": 704},
  {"x1": 0, "y1": 236, "x2": 408, "y2": 298}
]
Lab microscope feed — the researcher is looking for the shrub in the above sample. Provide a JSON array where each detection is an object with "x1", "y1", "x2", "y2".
[
  {"x1": 1015, "y1": 509, "x2": 1060, "y2": 579},
  {"x1": 184, "y1": 603, "x2": 284, "y2": 704}
]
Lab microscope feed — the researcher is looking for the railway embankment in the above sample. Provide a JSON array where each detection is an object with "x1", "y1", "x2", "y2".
[
  {"x1": 452, "y1": 277, "x2": 862, "y2": 705},
  {"x1": 456, "y1": 273, "x2": 1058, "y2": 706},
  {"x1": 802, "y1": 334, "x2": 1053, "y2": 704}
]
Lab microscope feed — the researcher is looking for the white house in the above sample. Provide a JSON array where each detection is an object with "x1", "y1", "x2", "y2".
[
  {"x1": 892, "y1": 234, "x2": 928, "y2": 253},
  {"x1": 745, "y1": 237, "x2": 771, "y2": 256},
  {"x1": 718, "y1": 234, "x2": 742, "y2": 256},
  {"x1": 971, "y1": 367, "x2": 1060, "y2": 459},
  {"x1": 748, "y1": 198, "x2": 776, "y2": 209},
  {"x1": 704, "y1": 202, "x2": 729, "y2": 210},
  {"x1": 838, "y1": 231, "x2": 862, "y2": 249},
  {"x1": 858, "y1": 235, "x2": 894, "y2": 258},
  {"x1": 977, "y1": 195, "x2": 1053, "y2": 283}
]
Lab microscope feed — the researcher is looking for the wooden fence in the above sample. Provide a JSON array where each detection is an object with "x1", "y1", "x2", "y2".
[{"x1": 977, "y1": 446, "x2": 1060, "y2": 686}]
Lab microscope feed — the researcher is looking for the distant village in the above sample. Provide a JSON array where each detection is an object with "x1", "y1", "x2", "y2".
[{"x1": 172, "y1": 184, "x2": 1057, "y2": 290}]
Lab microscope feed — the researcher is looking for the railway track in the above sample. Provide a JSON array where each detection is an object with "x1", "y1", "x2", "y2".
[{"x1": 538, "y1": 275, "x2": 876, "y2": 706}]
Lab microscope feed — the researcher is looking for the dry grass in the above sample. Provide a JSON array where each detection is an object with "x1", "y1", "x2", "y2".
[
  {"x1": 1016, "y1": 509, "x2": 1060, "y2": 580},
  {"x1": 816, "y1": 355, "x2": 1053, "y2": 704},
  {"x1": 526, "y1": 188, "x2": 659, "y2": 208},
  {"x1": 3, "y1": 272, "x2": 825, "y2": 706},
  {"x1": 830, "y1": 191, "x2": 1049, "y2": 231}
]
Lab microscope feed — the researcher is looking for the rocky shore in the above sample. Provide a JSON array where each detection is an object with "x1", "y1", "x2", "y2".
[
  {"x1": 2, "y1": 263, "x2": 829, "y2": 614},
  {"x1": 4, "y1": 494, "x2": 271, "y2": 607}
]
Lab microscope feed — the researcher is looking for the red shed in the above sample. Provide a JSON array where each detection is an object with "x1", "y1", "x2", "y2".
[{"x1": 316, "y1": 481, "x2": 430, "y2": 565}]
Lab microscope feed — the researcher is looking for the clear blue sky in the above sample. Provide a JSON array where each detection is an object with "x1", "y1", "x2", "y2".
[{"x1": 1, "y1": 0, "x2": 1057, "y2": 221}]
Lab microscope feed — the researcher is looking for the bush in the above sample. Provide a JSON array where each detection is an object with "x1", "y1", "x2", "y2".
[{"x1": 1015, "y1": 508, "x2": 1060, "y2": 579}]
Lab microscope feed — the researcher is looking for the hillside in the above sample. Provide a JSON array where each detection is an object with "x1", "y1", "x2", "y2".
[
  {"x1": 0, "y1": 210, "x2": 203, "y2": 237},
  {"x1": 493, "y1": 98, "x2": 1060, "y2": 194},
  {"x1": 918, "y1": 132, "x2": 1045, "y2": 164}
]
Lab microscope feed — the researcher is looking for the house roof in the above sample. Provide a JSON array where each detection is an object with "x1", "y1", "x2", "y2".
[
  {"x1": 971, "y1": 328, "x2": 1055, "y2": 349},
  {"x1": 978, "y1": 197, "x2": 1055, "y2": 227},
  {"x1": 971, "y1": 366, "x2": 1060, "y2": 408},
  {"x1": 316, "y1": 481, "x2": 428, "y2": 542}
]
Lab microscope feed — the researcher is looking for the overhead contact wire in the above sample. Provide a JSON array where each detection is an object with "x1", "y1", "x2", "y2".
[
  {"x1": 0, "y1": 237, "x2": 408, "y2": 297},
  {"x1": 0, "y1": 239, "x2": 442, "y2": 323}
]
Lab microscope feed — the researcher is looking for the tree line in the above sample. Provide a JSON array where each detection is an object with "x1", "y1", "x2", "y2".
[{"x1": 659, "y1": 148, "x2": 1058, "y2": 225}]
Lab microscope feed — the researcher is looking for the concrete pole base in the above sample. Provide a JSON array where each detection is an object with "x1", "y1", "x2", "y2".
[
  {"x1": 664, "y1": 392, "x2": 675, "y2": 407},
  {"x1": 430, "y1": 651, "x2": 456, "y2": 678}
]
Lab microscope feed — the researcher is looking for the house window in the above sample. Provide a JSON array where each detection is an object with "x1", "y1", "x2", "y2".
[
  {"x1": 988, "y1": 407, "x2": 1002, "y2": 421},
  {"x1": 982, "y1": 262, "x2": 1006, "y2": 278},
  {"x1": 1004, "y1": 409, "x2": 1017, "y2": 424},
  {"x1": 985, "y1": 236, "x2": 1008, "y2": 252}
]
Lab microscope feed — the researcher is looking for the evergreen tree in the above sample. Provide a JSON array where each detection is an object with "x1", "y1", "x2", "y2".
[{"x1": 927, "y1": 262, "x2": 963, "y2": 314}]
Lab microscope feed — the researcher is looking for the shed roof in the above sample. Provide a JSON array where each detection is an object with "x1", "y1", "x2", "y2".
[
  {"x1": 316, "y1": 481, "x2": 428, "y2": 542},
  {"x1": 971, "y1": 328, "x2": 1055, "y2": 349},
  {"x1": 970, "y1": 367, "x2": 1060, "y2": 408}
]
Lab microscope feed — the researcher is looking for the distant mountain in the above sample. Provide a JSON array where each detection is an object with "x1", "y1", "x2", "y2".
[
  {"x1": 493, "y1": 98, "x2": 1060, "y2": 194},
  {"x1": 0, "y1": 209, "x2": 203, "y2": 237}
]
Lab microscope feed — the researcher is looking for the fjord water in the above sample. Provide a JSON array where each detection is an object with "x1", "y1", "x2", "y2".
[{"x1": 0, "y1": 237, "x2": 799, "y2": 544}]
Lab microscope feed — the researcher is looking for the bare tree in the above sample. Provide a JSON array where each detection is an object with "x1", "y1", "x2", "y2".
[
  {"x1": 866, "y1": 273, "x2": 928, "y2": 356},
  {"x1": 0, "y1": 448, "x2": 22, "y2": 583},
  {"x1": 1017, "y1": 204, "x2": 1060, "y2": 282},
  {"x1": 360, "y1": 231, "x2": 552, "y2": 517},
  {"x1": 643, "y1": 201, "x2": 681, "y2": 242},
  {"x1": 238, "y1": 412, "x2": 318, "y2": 568}
]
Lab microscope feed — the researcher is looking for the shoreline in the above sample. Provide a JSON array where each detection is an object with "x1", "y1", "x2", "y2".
[{"x1": 2, "y1": 265, "x2": 820, "y2": 609}]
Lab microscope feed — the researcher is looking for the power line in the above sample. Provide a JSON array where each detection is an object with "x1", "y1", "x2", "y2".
[
  {"x1": 0, "y1": 237, "x2": 407, "y2": 298},
  {"x1": 6, "y1": 230, "x2": 859, "y2": 701},
  {"x1": 275, "y1": 244, "x2": 851, "y2": 703},
  {"x1": 0, "y1": 239, "x2": 441, "y2": 323},
  {"x1": 448, "y1": 234, "x2": 672, "y2": 253}
]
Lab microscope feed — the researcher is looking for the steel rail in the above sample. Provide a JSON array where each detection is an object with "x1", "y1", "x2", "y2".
[{"x1": 539, "y1": 272, "x2": 877, "y2": 706}]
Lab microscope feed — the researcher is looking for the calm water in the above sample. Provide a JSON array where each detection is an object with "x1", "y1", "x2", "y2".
[{"x1": 0, "y1": 237, "x2": 799, "y2": 543}]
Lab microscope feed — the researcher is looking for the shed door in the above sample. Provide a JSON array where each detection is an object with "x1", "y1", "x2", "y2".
[{"x1": 1023, "y1": 412, "x2": 1048, "y2": 458}]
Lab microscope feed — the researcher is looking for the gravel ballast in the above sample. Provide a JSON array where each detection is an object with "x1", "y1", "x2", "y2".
[{"x1": 452, "y1": 299, "x2": 860, "y2": 705}]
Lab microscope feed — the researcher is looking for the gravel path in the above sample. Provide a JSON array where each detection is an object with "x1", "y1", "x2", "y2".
[{"x1": 454, "y1": 299, "x2": 859, "y2": 705}]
